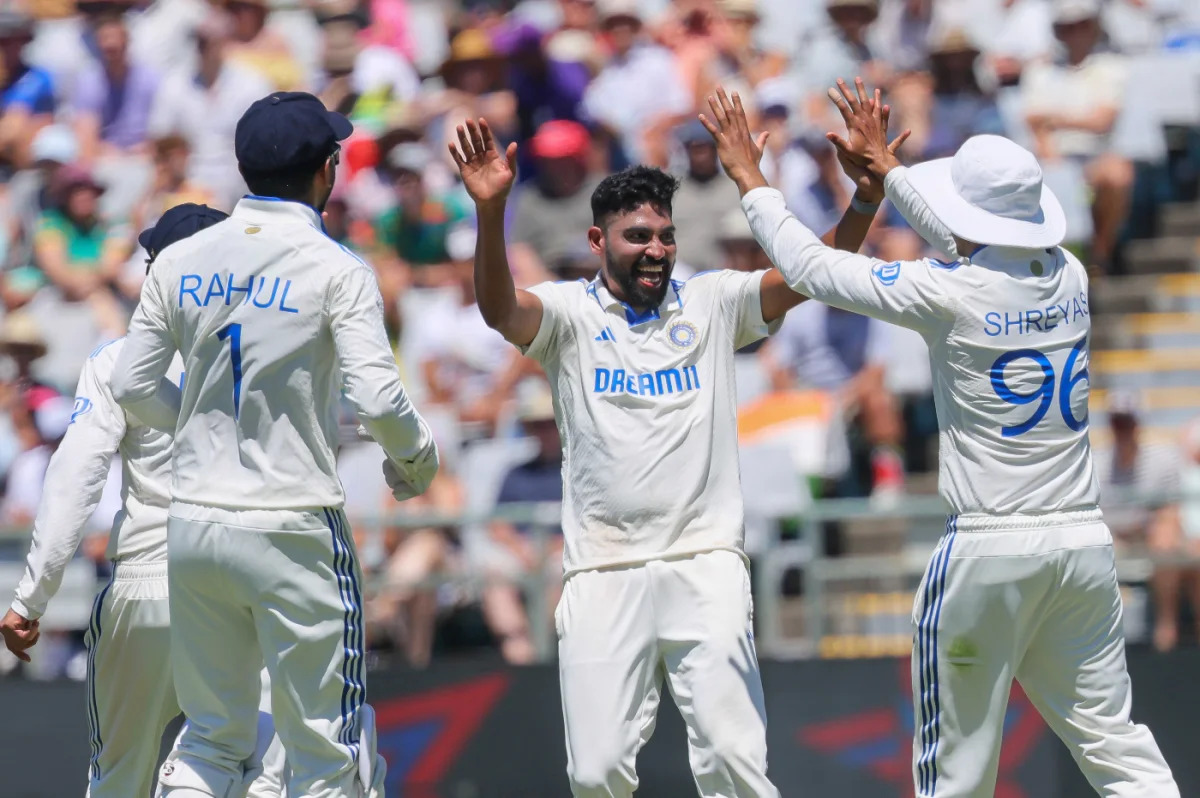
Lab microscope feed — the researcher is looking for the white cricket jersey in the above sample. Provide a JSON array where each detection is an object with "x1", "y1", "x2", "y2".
[
  {"x1": 522, "y1": 270, "x2": 778, "y2": 575},
  {"x1": 111, "y1": 196, "x2": 437, "y2": 513},
  {"x1": 742, "y1": 171, "x2": 1100, "y2": 516},
  {"x1": 11, "y1": 339, "x2": 182, "y2": 620}
]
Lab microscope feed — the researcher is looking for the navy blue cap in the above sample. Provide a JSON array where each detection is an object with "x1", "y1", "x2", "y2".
[
  {"x1": 139, "y1": 203, "x2": 228, "y2": 259},
  {"x1": 235, "y1": 92, "x2": 354, "y2": 173},
  {"x1": 677, "y1": 118, "x2": 713, "y2": 146}
]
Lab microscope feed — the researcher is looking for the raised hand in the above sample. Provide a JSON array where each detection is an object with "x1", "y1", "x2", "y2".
[
  {"x1": 825, "y1": 77, "x2": 910, "y2": 185},
  {"x1": 699, "y1": 86, "x2": 770, "y2": 194},
  {"x1": 448, "y1": 118, "x2": 518, "y2": 209}
]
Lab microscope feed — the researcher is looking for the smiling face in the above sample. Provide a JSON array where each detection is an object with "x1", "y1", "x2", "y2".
[{"x1": 589, "y1": 201, "x2": 677, "y2": 310}]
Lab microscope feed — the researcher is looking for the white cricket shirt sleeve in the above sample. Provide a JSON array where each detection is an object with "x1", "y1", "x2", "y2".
[
  {"x1": 112, "y1": 270, "x2": 179, "y2": 427},
  {"x1": 722, "y1": 269, "x2": 781, "y2": 350},
  {"x1": 520, "y1": 281, "x2": 574, "y2": 364},
  {"x1": 329, "y1": 262, "x2": 439, "y2": 494},
  {"x1": 11, "y1": 357, "x2": 125, "y2": 620},
  {"x1": 741, "y1": 186, "x2": 954, "y2": 335},
  {"x1": 884, "y1": 166, "x2": 959, "y2": 259}
]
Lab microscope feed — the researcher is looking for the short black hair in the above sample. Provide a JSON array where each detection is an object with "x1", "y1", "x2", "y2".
[
  {"x1": 590, "y1": 166, "x2": 680, "y2": 227},
  {"x1": 239, "y1": 158, "x2": 328, "y2": 202}
]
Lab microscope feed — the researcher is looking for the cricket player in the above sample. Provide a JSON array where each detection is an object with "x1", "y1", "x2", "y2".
[
  {"x1": 702, "y1": 80, "x2": 1179, "y2": 796},
  {"x1": 447, "y1": 114, "x2": 903, "y2": 797},
  {"x1": 0, "y1": 203, "x2": 275, "y2": 798},
  {"x1": 111, "y1": 91, "x2": 439, "y2": 798}
]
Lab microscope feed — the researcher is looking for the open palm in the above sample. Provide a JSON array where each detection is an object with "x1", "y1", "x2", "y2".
[{"x1": 449, "y1": 118, "x2": 517, "y2": 207}]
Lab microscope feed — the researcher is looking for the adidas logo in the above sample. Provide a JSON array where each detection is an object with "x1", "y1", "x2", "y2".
[{"x1": 594, "y1": 328, "x2": 614, "y2": 342}]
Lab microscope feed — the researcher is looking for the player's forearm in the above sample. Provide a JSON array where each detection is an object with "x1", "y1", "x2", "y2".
[
  {"x1": 474, "y1": 204, "x2": 521, "y2": 331},
  {"x1": 884, "y1": 166, "x2": 958, "y2": 258},
  {"x1": 743, "y1": 186, "x2": 876, "y2": 301},
  {"x1": 12, "y1": 429, "x2": 118, "y2": 619},
  {"x1": 823, "y1": 197, "x2": 878, "y2": 253}
]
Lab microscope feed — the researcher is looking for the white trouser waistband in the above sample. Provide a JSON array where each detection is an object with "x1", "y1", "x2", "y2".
[
  {"x1": 952, "y1": 507, "x2": 1103, "y2": 532},
  {"x1": 112, "y1": 559, "x2": 169, "y2": 582}
]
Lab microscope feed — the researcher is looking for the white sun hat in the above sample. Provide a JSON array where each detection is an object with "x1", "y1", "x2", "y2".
[{"x1": 903, "y1": 134, "x2": 1067, "y2": 249}]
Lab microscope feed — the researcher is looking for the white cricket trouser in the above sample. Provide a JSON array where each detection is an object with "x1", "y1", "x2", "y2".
[
  {"x1": 557, "y1": 549, "x2": 780, "y2": 798},
  {"x1": 83, "y1": 560, "x2": 179, "y2": 798},
  {"x1": 911, "y1": 510, "x2": 1179, "y2": 797},
  {"x1": 158, "y1": 504, "x2": 368, "y2": 798}
]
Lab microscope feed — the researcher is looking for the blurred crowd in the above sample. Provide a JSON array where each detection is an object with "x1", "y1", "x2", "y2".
[{"x1": 0, "y1": 0, "x2": 1199, "y2": 674}]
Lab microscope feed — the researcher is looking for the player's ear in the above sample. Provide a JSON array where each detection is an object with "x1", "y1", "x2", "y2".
[{"x1": 587, "y1": 225, "x2": 604, "y2": 256}]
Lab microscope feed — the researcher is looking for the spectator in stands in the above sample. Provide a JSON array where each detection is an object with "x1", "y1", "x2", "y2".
[
  {"x1": 316, "y1": 1, "x2": 421, "y2": 107},
  {"x1": 980, "y1": 0, "x2": 1055, "y2": 87},
  {"x1": 482, "y1": 379, "x2": 564, "y2": 665},
  {"x1": 71, "y1": 12, "x2": 159, "y2": 162},
  {"x1": 582, "y1": 0, "x2": 690, "y2": 166},
  {"x1": 796, "y1": 0, "x2": 887, "y2": 138},
  {"x1": 0, "y1": 392, "x2": 72, "y2": 528},
  {"x1": 414, "y1": 232, "x2": 526, "y2": 444},
  {"x1": 372, "y1": 142, "x2": 472, "y2": 283},
  {"x1": 0, "y1": 9, "x2": 54, "y2": 169},
  {"x1": 147, "y1": 9, "x2": 271, "y2": 210},
  {"x1": 703, "y1": 0, "x2": 788, "y2": 97},
  {"x1": 3, "y1": 125, "x2": 77, "y2": 308},
  {"x1": 500, "y1": 22, "x2": 591, "y2": 182},
  {"x1": 222, "y1": 0, "x2": 305, "y2": 91},
  {"x1": 1096, "y1": 393, "x2": 1187, "y2": 651},
  {"x1": 509, "y1": 119, "x2": 598, "y2": 285},
  {"x1": 671, "y1": 119, "x2": 743, "y2": 272},
  {"x1": 1023, "y1": 0, "x2": 1132, "y2": 269},
  {"x1": 715, "y1": 207, "x2": 771, "y2": 275},
  {"x1": 33, "y1": 166, "x2": 125, "y2": 304},
  {"x1": 917, "y1": 27, "x2": 1006, "y2": 160},
  {"x1": 426, "y1": 28, "x2": 516, "y2": 147},
  {"x1": 127, "y1": 136, "x2": 216, "y2": 296},
  {"x1": 760, "y1": 301, "x2": 907, "y2": 505}
]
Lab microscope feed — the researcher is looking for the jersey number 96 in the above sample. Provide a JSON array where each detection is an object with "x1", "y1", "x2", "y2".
[{"x1": 989, "y1": 339, "x2": 1089, "y2": 437}]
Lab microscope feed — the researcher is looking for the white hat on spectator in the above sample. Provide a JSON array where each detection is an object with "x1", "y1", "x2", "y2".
[
  {"x1": 597, "y1": 0, "x2": 642, "y2": 25},
  {"x1": 516, "y1": 379, "x2": 557, "y2": 424},
  {"x1": 447, "y1": 223, "x2": 477, "y2": 262},
  {"x1": 34, "y1": 395, "x2": 74, "y2": 443},
  {"x1": 825, "y1": 0, "x2": 879, "y2": 11},
  {"x1": 31, "y1": 124, "x2": 78, "y2": 165},
  {"x1": 386, "y1": 142, "x2": 429, "y2": 175},
  {"x1": 903, "y1": 134, "x2": 1066, "y2": 249},
  {"x1": 1052, "y1": 0, "x2": 1101, "y2": 25},
  {"x1": 717, "y1": 208, "x2": 754, "y2": 243},
  {"x1": 1107, "y1": 390, "x2": 1142, "y2": 420}
]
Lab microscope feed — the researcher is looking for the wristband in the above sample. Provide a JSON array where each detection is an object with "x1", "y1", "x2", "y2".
[{"x1": 850, "y1": 195, "x2": 881, "y2": 215}]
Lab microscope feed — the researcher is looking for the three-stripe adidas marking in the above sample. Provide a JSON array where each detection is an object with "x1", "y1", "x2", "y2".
[
  {"x1": 86, "y1": 575, "x2": 114, "y2": 781},
  {"x1": 325, "y1": 508, "x2": 364, "y2": 760},
  {"x1": 916, "y1": 516, "x2": 957, "y2": 795}
]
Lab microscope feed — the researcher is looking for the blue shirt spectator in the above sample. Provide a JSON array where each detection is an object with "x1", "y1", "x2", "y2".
[{"x1": 2, "y1": 66, "x2": 55, "y2": 115}]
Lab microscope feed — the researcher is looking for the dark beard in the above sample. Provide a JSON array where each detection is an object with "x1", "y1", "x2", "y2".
[{"x1": 606, "y1": 249, "x2": 670, "y2": 310}]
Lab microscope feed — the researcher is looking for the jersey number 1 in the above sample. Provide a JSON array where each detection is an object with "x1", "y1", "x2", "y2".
[
  {"x1": 217, "y1": 323, "x2": 243, "y2": 420},
  {"x1": 989, "y1": 339, "x2": 1088, "y2": 437}
]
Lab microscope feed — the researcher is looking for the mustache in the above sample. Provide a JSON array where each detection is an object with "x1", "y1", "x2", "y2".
[{"x1": 634, "y1": 255, "x2": 669, "y2": 269}]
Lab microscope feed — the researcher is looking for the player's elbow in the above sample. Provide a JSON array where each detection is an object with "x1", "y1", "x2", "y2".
[{"x1": 110, "y1": 372, "x2": 155, "y2": 407}]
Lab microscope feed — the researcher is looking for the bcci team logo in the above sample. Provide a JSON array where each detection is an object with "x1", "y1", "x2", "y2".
[{"x1": 667, "y1": 320, "x2": 699, "y2": 350}]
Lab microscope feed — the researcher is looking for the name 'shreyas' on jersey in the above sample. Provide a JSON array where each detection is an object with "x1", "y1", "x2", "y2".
[
  {"x1": 110, "y1": 197, "x2": 435, "y2": 514},
  {"x1": 743, "y1": 182, "x2": 1100, "y2": 517},
  {"x1": 517, "y1": 269, "x2": 777, "y2": 575}
]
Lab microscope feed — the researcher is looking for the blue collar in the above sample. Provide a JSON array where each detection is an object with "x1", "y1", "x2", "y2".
[{"x1": 586, "y1": 277, "x2": 683, "y2": 327}]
